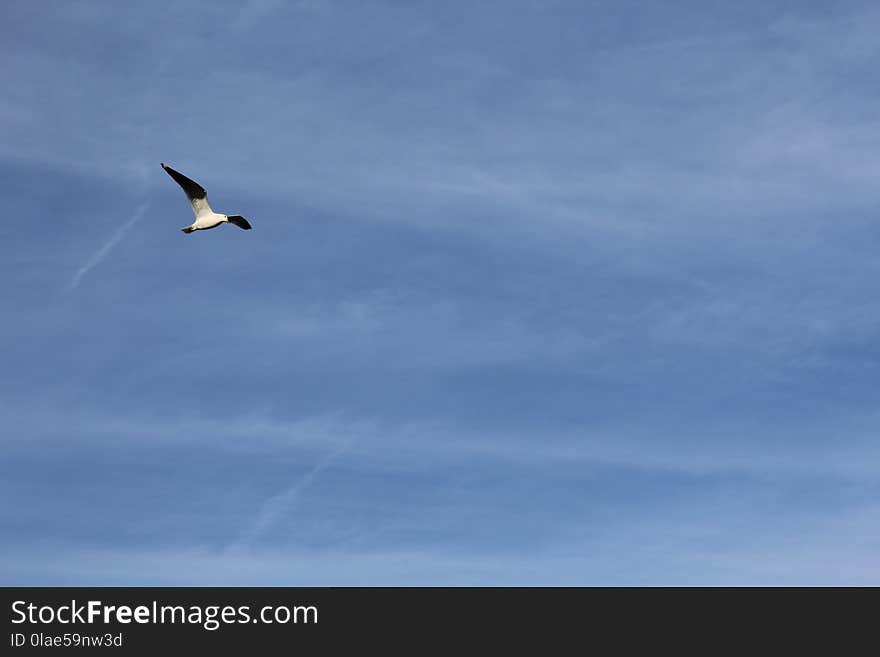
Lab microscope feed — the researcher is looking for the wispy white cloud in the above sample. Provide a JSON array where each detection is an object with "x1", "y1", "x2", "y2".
[
  {"x1": 7, "y1": 399, "x2": 880, "y2": 481},
  {"x1": 8, "y1": 500, "x2": 880, "y2": 585},
  {"x1": 9, "y1": 2, "x2": 880, "y2": 245}
]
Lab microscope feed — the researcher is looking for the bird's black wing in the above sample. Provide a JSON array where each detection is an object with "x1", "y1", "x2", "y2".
[{"x1": 161, "y1": 163, "x2": 207, "y2": 200}]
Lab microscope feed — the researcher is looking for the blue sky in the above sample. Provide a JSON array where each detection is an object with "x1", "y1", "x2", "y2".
[{"x1": 3, "y1": 0, "x2": 880, "y2": 584}]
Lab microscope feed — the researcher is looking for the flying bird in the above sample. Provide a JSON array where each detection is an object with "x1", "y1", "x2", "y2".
[{"x1": 161, "y1": 163, "x2": 252, "y2": 233}]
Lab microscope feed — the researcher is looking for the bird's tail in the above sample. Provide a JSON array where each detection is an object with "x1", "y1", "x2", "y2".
[
  {"x1": 227, "y1": 215, "x2": 252, "y2": 230},
  {"x1": 181, "y1": 226, "x2": 196, "y2": 234}
]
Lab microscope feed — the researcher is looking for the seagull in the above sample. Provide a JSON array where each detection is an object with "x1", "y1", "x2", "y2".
[{"x1": 161, "y1": 163, "x2": 252, "y2": 233}]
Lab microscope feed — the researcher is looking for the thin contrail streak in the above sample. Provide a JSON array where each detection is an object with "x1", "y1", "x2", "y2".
[
  {"x1": 66, "y1": 45, "x2": 174, "y2": 294},
  {"x1": 67, "y1": 202, "x2": 150, "y2": 291},
  {"x1": 230, "y1": 440, "x2": 354, "y2": 551}
]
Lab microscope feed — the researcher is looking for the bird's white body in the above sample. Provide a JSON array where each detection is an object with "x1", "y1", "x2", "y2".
[
  {"x1": 189, "y1": 208, "x2": 229, "y2": 232},
  {"x1": 184, "y1": 190, "x2": 226, "y2": 231}
]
